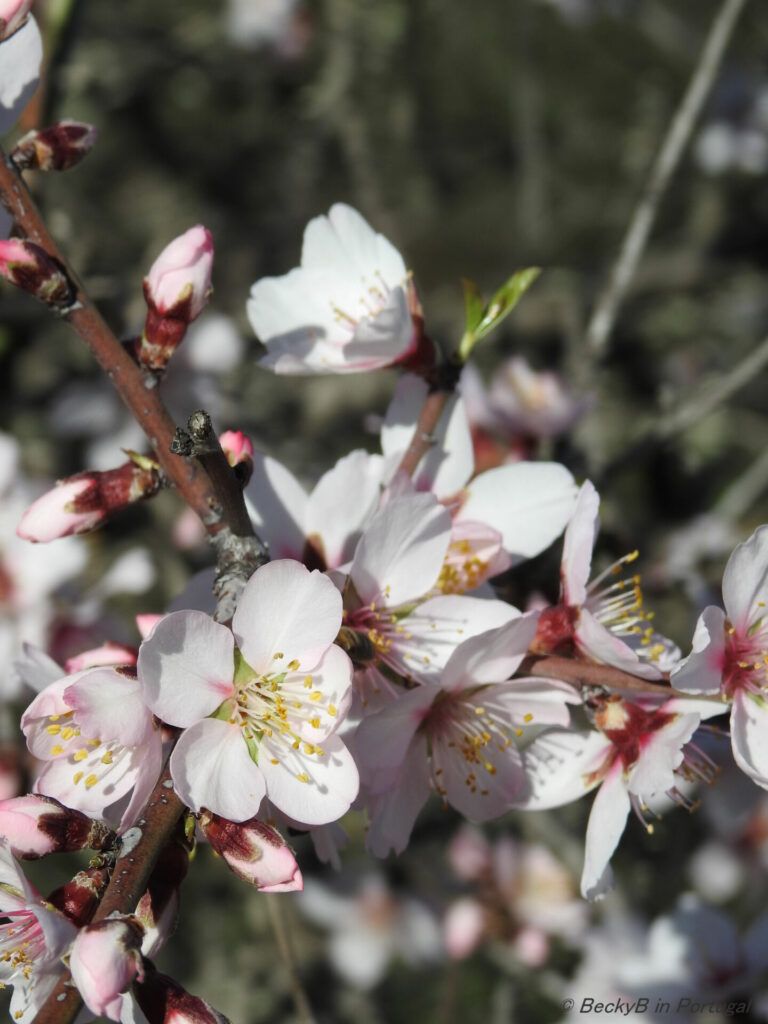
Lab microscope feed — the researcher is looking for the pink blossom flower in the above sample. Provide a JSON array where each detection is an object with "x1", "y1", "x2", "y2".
[
  {"x1": 198, "y1": 812, "x2": 303, "y2": 891},
  {"x1": 357, "y1": 612, "x2": 579, "y2": 855},
  {"x1": 0, "y1": 794, "x2": 108, "y2": 859},
  {"x1": 533, "y1": 480, "x2": 676, "y2": 679},
  {"x1": 69, "y1": 917, "x2": 144, "y2": 1020},
  {"x1": 444, "y1": 897, "x2": 486, "y2": 960},
  {"x1": 0, "y1": 838, "x2": 76, "y2": 1023},
  {"x1": 145, "y1": 226, "x2": 214, "y2": 321},
  {"x1": 486, "y1": 356, "x2": 589, "y2": 441},
  {"x1": 673, "y1": 525, "x2": 768, "y2": 789},
  {"x1": 248, "y1": 204, "x2": 422, "y2": 374},
  {"x1": 138, "y1": 559, "x2": 358, "y2": 825},
  {"x1": 519, "y1": 693, "x2": 722, "y2": 899},
  {"x1": 21, "y1": 666, "x2": 163, "y2": 830},
  {"x1": 0, "y1": 8, "x2": 40, "y2": 135}
]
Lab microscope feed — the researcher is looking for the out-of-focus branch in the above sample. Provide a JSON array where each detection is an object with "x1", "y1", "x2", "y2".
[{"x1": 584, "y1": 0, "x2": 748, "y2": 357}]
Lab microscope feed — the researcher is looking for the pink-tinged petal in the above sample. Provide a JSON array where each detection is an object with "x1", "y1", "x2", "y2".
[
  {"x1": 561, "y1": 480, "x2": 600, "y2": 605},
  {"x1": 627, "y1": 714, "x2": 700, "y2": 797},
  {"x1": 353, "y1": 685, "x2": 437, "y2": 793},
  {"x1": 64, "y1": 670, "x2": 152, "y2": 747},
  {"x1": 516, "y1": 728, "x2": 612, "y2": 810},
  {"x1": 244, "y1": 453, "x2": 308, "y2": 561},
  {"x1": 457, "y1": 462, "x2": 577, "y2": 561},
  {"x1": 0, "y1": 16, "x2": 41, "y2": 136},
  {"x1": 730, "y1": 691, "x2": 768, "y2": 791},
  {"x1": 438, "y1": 727, "x2": 526, "y2": 820},
  {"x1": 14, "y1": 644, "x2": 63, "y2": 693},
  {"x1": 486, "y1": 678, "x2": 580, "y2": 729},
  {"x1": 671, "y1": 606, "x2": 727, "y2": 695},
  {"x1": 138, "y1": 610, "x2": 235, "y2": 728},
  {"x1": 366, "y1": 735, "x2": 431, "y2": 856},
  {"x1": 65, "y1": 643, "x2": 136, "y2": 674},
  {"x1": 21, "y1": 677, "x2": 72, "y2": 758},
  {"x1": 294, "y1": 643, "x2": 353, "y2": 743},
  {"x1": 350, "y1": 494, "x2": 451, "y2": 607},
  {"x1": 135, "y1": 614, "x2": 162, "y2": 640},
  {"x1": 441, "y1": 611, "x2": 540, "y2": 690},
  {"x1": 233, "y1": 559, "x2": 341, "y2": 674},
  {"x1": 34, "y1": 745, "x2": 141, "y2": 822},
  {"x1": 443, "y1": 518, "x2": 512, "y2": 593},
  {"x1": 170, "y1": 718, "x2": 266, "y2": 821},
  {"x1": 386, "y1": 595, "x2": 519, "y2": 684},
  {"x1": 581, "y1": 765, "x2": 630, "y2": 900},
  {"x1": 722, "y1": 525, "x2": 768, "y2": 631},
  {"x1": 117, "y1": 733, "x2": 164, "y2": 831},
  {"x1": 662, "y1": 695, "x2": 727, "y2": 721},
  {"x1": 444, "y1": 898, "x2": 486, "y2": 960},
  {"x1": 259, "y1": 732, "x2": 359, "y2": 826},
  {"x1": 381, "y1": 375, "x2": 474, "y2": 499},
  {"x1": 305, "y1": 450, "x2": 384, "y2": 568},
  {"x1": 575, "y1": 609, "x2": 663, "y2": 680}
]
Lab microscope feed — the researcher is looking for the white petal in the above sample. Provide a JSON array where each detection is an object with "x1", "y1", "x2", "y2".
[
  {"x1": 0, "y1": 18, "x2": 42, "y2": 136},
  {"x1": 260, "y1": 732, "x2": 359, "y2": 825},
  {"x1": 245, "y1": 453, "x2": 308, "y2": 560},
  {"x1": 14, "y1": 644, "x2": 63, "y2": 693},
  {"x1": 561, "y1": 480, "x2": 600, "y2": 605},
  {"x1": 233, "y1": 559, "x2": 342, "y2": 674},
  {"x1": 353, "y1": 684, "x2": 436, "y2": 793},
  {"x1": 365, "y1": 736, "x2": 431, "y2": 856},
  {"x1": 381, "y1": 375, "x2": 474, "y2": 499},
  {"x1": 294, "y1": 643, "x2": 353, "y2": 744},
  {"x1": 64, "y1": 670, "x2": 153, "y2": 748},
  {"x1": 438, "y1": 721, "x2": 526, "y2": 821},
  {"x1": 138, "y1": 610, "x2": 235, "y2": 727},
  {"x1": 722, "y1": 525, "x2": 768, "y2": 631},
  {"x1": 730, "y1": 691, "x2": 768, "y2": 791},
  {"x1": 305, "y1": 450, "x2": 384, "y2": 568},
  {"x1": 581, "y1": 766, "x2": 630, "y2": 900},
  {"x1": 303, "y1": 204, "x2": 407, "y2": 288},
  {"x1": 487, "y1": 677, "x2": 580, "y2": 728},
  {"x1": 457, "y1": 461, "x2": 577, "y2": 560},
  {"x1": 170, "y1": 718, "x2": 266, "y2": 821},
  {"x1": 671, "y1": 606, "x2": 726, "y2": 695},
  {"x1": 350, "y1": 494, "x2": 451, "y2": 607},
  {"x1": 516, "y1": 728, "x2": 611, "y2": 810},
  {"x1": 576, "y1": 609, "x2": 663, "y2": 680},
  {"x1": 442, "y1": 611, "x2": 540, "y2": 690},
  {"x1": 627, "y1": 714, "x2": 700, "y2": 797}
]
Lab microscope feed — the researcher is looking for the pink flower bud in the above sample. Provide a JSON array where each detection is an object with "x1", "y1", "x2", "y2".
[
  {"x1": 69, "y1": 917, "x2": 145, "y2": 1019},
  {"x1": 65, "y1": 642, "x2": 137, "y2": 674},
  {"x1": 11, "y1": 120, "x2": 98, "y2": 172},
  {"x1": 198, "y1": 812, "x2": 303, "y2": 892},
  {"x1": 135, "y1": 970, "x2": 231, "y2": 1024},
  {"x1": 0, "y1": 0, "x2": 33, "y2": 39},
  {"x1": 218, "y1": 430, "x2": 254, "y2": 485},
  {"x1": 48, "y1": 866, "x2": 110, "y2": 927},
  {"x1": 443, "y1": 897, "x2": 486, "y2": 960},
  {"x1": 139, "y1": 227, "x2": 214, "y2": 370},
  {"x1": 17, "y1": 460, "x2": 161, "y2": 543},
  {"x1": 0, "y1": 238, "x2": 74, "y2": 309},
  {"x1": 0, "y1": 794, "x2": 112, "y2": 859}
]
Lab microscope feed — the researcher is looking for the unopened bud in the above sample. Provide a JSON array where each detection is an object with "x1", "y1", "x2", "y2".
[
  {"x1": 0, "y1": 239, "x2": 74, "y2": 310},
  {"x1": 138, "y1": 226, "x2": 214, "y2": 371},
  {"x1": 0, "y1": 794, "x2": 113, "y2": 859},
  {"x1": 11, "y1": 120, "x2": 98, "y2": 172},
  {"x1": 65, "y1": 642, "x2": 137, "y2": 674},
  {"x1": 0, "y1": 0, "x2": 33, "y2": 40},
  {"x1": 199, "y1": 812, "x2": 302, "y2": 892},
  {"x1": 218, "y1": 430, "x2": 254, "y2": 486},
  {"x1": 70, "y1": 917, "x2": 145, "y2": 1019},
  {"x1": 135, "y1": 969, "x2": 231, "y2": 1024},
  {"x1": 47, "y1": 865, "x2": 110, "y2": 927},
  {"x1": 17, "y1": 458, "x2": 161, "y2": 543}
]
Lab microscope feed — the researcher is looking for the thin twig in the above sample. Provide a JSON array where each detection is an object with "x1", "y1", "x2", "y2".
[
  {"x1": 265, "y1": 895, "x2": 317, "y2": 1024},
  {"x1": 397, "y1": 388, "x2": 453, "y2": 478},
  {"x1": 584, "y1": 0, "x2": 748, "y2": 357}
]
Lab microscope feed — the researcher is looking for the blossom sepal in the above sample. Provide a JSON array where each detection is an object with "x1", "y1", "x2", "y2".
[
  {"x1": 198, "y1": 811, "x2": 303, "y2": 891},
  {"x1": 0, "y1": 794, "x2": 114, "y2": 859},
  {"x1": 0, "y1": 239, "x2": 74, "y2": 310},
  {"x1": 11, "y1": 120, "x2": 98, "y2": 172},
  {"x1": 47, "y1": 865, "x2": 110, "y2": 927}
]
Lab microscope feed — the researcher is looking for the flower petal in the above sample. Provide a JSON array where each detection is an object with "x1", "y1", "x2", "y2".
[
  {"x1": 581, "y1": 765, "x2": 630, "y2": 900},
  {"x1": 722, "y1": 525, "x2": 768, "y2": 631},
  {"x1": 259, "y1": 732, "x2": 359, "y2": 826},
  {"x1": 516, "y1": 728, "x2": 611, "y2": 810},
  {"x1": 561, "y1": 480, "x2": 600, "y2": 605},
  {"x1": 305, "y1": 450, "x2": 384, "y2": 568},
  {"x1": 627, "y1": 714, "x2": 700, "y2": 797},
  {"x1": 730, "y1": 691, "x2": 768, "y2": 791},
  {"x1": 138, "y1": 611, "x2": 235, "y2": 728},
  {"x1": 442, "y1": 611, "x2": 540, "y2": 690},
  {"x1": 576, "y1": 609, "x2": 663, "y2": 680},
  {"x1": 671, "y1": 605, "x2": 726, "y2": 695},
  {"x1": 245, "y1": 453, "x2": 308, "y2": 561},
  {"x1": 64, "y1": 670, "x2": 153, "y2": 748},
  {"x1": 365, "y1": 736, "x2": 431, "y2": 856}
]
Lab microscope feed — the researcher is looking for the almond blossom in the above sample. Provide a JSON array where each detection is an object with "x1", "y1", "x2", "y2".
[
  {"x1": 673, "y1": 525, "x2": 768, "y2": 789},
  {"x1": 356, "y1": 611, "x2": 579, "y2": 855},
  {"x1": 21, "y1": 665, "x2": 163, "y2": 830},
  {"x1": 533, "y1": 480, "x2": 675, "y2": 679},
  {"x1": 247, "y1": 203, "x2": 421, "y2": 374},
  {"x1": 0, "y1": 838, "x2": 76, "y2": 1024},
  {"x1": 138, "y1": 559, "x2": 359, "y2": 826},
  {"x1": 519, "y1": 693, "x2": 723, "y2": 899}
]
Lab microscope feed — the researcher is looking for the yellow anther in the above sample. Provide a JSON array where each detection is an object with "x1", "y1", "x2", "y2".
[
  {"x1": 101, "y1": 752, "x2": 113, "y2": 765},
  {"x1": 84, "y1": 774, "x2": 99, "y2": 789},
  {"x1": 328, "y1": 704, "x2": 338, "y2": 717},
  {"x1": 287, "y1": 659, "x2": 300, "y2": 671},
  {"x1": 45, "y1": 724, "x2": 61, "y2": 735},
  {"x1": 73, "y1": 749, "x2": 89, "y2": 763},
  {"x1": 310, "y1": 691, "x2": 322, "y2": 703},
  {"x1": 297, "y1": 772, "x2": 311, "y2": 784},
  {"x1": 50, "y1": 745, "x2": 64, "y2": 757},
  {"x1": 73, "y1": 771, "x2": 84, "y2": 785},
  {"x1": 273, "y1": 652, "x2": 284, "y2": 660}
]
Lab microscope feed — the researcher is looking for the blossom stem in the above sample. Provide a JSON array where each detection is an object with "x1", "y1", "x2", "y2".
[{"x1": 265, "y1": 895, "x2": 317, "y2": 1024}]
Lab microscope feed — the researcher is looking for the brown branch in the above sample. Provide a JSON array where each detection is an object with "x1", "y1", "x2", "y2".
[{"x1": 397, "y1": 388, "x2": 453, "y2": 478}]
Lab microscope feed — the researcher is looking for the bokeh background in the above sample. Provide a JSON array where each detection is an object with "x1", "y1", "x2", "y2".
[{"x1": 4, "y1": 0, "x2": 768, "y2": 1020}]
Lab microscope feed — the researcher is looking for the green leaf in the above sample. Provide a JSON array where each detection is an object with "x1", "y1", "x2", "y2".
[{"x1": 458, "y1": 267, "x2": 541, "y2": 362}]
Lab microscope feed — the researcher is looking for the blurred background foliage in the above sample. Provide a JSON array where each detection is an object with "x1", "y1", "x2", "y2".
[{"x1": 4, "y1": 0, "x2": 768, "y2": 1020}]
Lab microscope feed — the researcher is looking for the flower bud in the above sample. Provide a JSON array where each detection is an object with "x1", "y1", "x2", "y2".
[
  {"x1": 198, "y1": 812, "x2": 302, "y2": 892},
  {"x1": 0, "y1": 239, "x2": 74, "y2": 310},
  {"x1": 65, "y1": 641, "x2": 137, "y2": 673},
  {"x1": 134, "y1": 969, "x2": 231, "y2": 1024},
  {"x1": 218, "y1": 430, "x2": 254, "y2": 486},
  {"x1": 47, "y1": 865, "x2": 110, "y2": 927},
  {"x1": 17, "y1": 458, "x2": 161, "y2": 543},
  {"x1": 0, "y1": 794, "x2": 113, "y2": 859},
  {"x1": 11, "y1": 120, "x2": 98, "y2": 172},
  {"x1": 69, "y1": 917, "x2": 145, "y2": 1019},
  {"x1": 444, "y1": 897, "x2": 486, "y2": 960},
  {"x1": 0, "y1": 0, "x2": 33, "y2": 40},
  {"x1": 138, "y1": 227, "x2": 214, "y2": 371}
]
